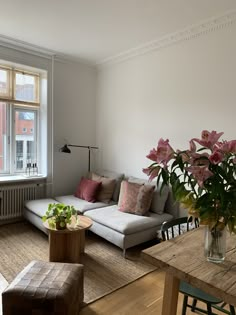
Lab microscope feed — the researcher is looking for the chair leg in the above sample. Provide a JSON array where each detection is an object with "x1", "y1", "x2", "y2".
[
  {"x1": 191, "y1": 298, "x2": 197, "y2": 312},
  {"x1": 207, "y1": 303, "x2": 213, "y2": 315},
  {"x1": 182, "y1": 295, "x2": 188, "y2": 315},
  {"x1": 230, "y1": 305, "x2": 236, "y2": 315}
]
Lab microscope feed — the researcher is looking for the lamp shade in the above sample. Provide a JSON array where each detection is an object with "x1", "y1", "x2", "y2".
[{"x1": 60, "y1": 144, "x2": 71, "y2": 153}]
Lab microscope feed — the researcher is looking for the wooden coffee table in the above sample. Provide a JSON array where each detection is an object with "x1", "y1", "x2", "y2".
[{"x1": 43, "y1": 215, "x2": 92, "y2": 263}]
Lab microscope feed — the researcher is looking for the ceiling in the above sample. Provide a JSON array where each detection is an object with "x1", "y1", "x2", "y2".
[{"x1": 1, "y1": 0, "x2": 236, "y2": 64}]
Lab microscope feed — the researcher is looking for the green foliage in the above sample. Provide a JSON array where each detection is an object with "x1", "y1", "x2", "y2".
[
  {"x1": 155, "y1": 150, "x2": 236, "y2": 233},
  {"x1": 42, "y1": 203, "x2": 77, "y2": 229}
]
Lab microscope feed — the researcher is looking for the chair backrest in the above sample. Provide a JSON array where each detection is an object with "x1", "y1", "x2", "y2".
[{"x1": 161, "y1": 217, "x2": 199, "y2": 241}]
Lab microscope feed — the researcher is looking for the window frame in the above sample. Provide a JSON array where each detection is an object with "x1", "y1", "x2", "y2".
[
  {"x1": 0, "y1": 102, "x2": 10, "y2": 174},
  {"x1": 0, "y1": 66, "x2": 40, "y2": 106},
  {"x1": 13, "y1": 69, "x2": 40, "y2": 105},
  {"x1": 0, "y1": 66, "x2": 12, "y2": 100}
]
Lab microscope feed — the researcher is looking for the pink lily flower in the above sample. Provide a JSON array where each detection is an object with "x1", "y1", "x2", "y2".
[
  {"x1": 187, "y1": 165, "x2": 213, "y2": 187},
  {"x1": 209, "y1": 151, "x2": 224, "y2": 164},
  {"x1": 189, "y1": 139, "x2": 196, "y2": 153},
  {"x1": 189, "y1": 152, "x2": 209, "y2": 166},
  {"x1": 142, "y1": 166, "x2": 160, "y2": 181},
  {"x1": 229, "y1": 140, "x2": 236, "y2": 153},
  {"x1": 146, "y1": 148, "x2": 158, "y2": 162},
  {"x1": 192, "y1": 130, "x2": 224, "y2": 150},
  {"x1": 156, "y1": 138, "x2": 175, "y2": 166}
]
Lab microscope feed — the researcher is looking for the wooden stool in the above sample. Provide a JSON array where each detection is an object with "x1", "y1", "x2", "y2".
[{"x1": 2, "y1": 260, "x2": 84, "y2": 315}]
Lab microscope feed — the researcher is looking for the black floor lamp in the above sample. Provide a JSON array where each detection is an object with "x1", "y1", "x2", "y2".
[{"x1": 60, "y1": 144, "x2": 99, "y2": 172}]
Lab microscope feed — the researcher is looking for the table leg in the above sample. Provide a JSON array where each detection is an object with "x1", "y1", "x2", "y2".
[
  {"x1": 66, "y1": 230, "x2": 81, "y2": 263},
  {"x1": 162, "y1": 273, "x2": 180, "y2": 315},
  {"x1": 48, "y1": 232, "x2": 66, "y2": 262},
  {"x1": 80, "y1": 230, "x2": 85, "y2": 253}
]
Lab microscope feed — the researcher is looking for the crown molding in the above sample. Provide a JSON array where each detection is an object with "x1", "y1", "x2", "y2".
[
  {"x1": 0, "y1": 34, "x2": 94, "y2": 67},
  {"x1": 97, "y1": 10, "x2": 236, "y2": 68}
]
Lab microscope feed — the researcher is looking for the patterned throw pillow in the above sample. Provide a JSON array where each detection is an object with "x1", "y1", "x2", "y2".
[
  {"x1": 75, "y1": 177, "x2": 101, "y2": 203},
  {"x1": 118, "y1": 181, "x2": 155, "y2": 216},
  {"x1": 91, "y1": 173, "x2": 116, "y2": 203}
]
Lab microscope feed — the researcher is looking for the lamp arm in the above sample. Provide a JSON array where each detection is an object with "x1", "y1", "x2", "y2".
[{"x1": 68, "y1": 144, "x2": 99, "y2": 150}]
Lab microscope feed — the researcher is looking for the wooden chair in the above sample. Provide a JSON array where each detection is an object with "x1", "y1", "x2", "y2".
[{"x1": 161, "y1": 217, "x2": 235, "y2": 315}]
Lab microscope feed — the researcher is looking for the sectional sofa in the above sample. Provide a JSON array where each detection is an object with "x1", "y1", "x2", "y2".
[{"x1": 24, "y1": 170, "x2": 179, "y2": 256}]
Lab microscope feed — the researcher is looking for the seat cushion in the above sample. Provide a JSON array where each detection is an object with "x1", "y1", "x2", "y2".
[
  {"x1": 25, "y1": 198, "x2": 58, "y2": 218},
  {"x1": 86, "y1": 205, "x2": 173, "y2": 235},
  {"x1": 55, "y1": 195, "x2": 114, "y2": 213}
]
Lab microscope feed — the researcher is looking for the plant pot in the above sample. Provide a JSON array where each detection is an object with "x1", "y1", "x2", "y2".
[
  {"x1": 204, "y1": 225, "x2": 226, "y2": 263},
  {"x1": 56, "y1": 220, "x2": 66, "y2": 230}
]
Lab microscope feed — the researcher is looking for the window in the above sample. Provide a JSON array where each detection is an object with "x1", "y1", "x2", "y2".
[
  {"x1": 14, "y1": 71, "x2": 39, "y2": 103},
  {"x1": 15, "y1": 109, "x2": 37, "y2": 172},
  {"x1": 0, "y1": 66, "x2": 39, "y2": 106},
  {"x1": 16, "y1": 140, "x2": 23, "y2": 169},
  {"x1": 0, "y1": 64, "x2": 41, "y2": 175},
  {"x1": 0, "y1": 102, "x2": 9, "y2": 173},
  {"x1": 0, "y1": 67, "x2": 11, "y2": 98}
]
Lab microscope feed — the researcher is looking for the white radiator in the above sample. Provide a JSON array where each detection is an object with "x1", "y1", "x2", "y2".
[{"x1": 0, "y1": 183, "x2": 45, "y2": 220}]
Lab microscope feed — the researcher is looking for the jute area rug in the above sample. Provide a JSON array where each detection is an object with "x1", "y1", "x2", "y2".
[{"x1": 0, "y1": 222, "x2": 156, "y2": 304}]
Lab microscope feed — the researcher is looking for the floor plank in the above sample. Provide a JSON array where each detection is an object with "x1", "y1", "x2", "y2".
[{"x1": 81, "y1": 270, "x2": 231, "y2": 315}]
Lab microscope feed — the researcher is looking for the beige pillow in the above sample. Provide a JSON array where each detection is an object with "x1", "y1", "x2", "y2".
[{"x1": 91, "y1": 173, "x2": 116, "y2": 203}]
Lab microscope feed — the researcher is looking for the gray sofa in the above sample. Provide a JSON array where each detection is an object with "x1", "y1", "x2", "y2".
[{"x1": 24, "y1": 171, "x2": 179, "y2": 256}]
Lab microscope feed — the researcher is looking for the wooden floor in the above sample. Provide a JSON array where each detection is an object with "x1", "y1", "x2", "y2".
[{"x1": 81, "y1": 270, "x2": 229, "y2": 315}]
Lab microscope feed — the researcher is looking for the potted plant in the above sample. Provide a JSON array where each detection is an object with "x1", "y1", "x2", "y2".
[
  {"x1": 143, "y1": 130, "x2": 236, "y2": 263},
  {"x1": 42, "y1": 203, "x2": 77, "y2": 230}
]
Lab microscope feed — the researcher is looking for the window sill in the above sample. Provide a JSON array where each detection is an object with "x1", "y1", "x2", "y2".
[{"x1": 0, "y1": 174, "x2": 46, "y2": 184}]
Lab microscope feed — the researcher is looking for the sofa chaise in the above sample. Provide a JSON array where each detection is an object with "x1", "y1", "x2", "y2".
[{"x1": 24, "y1": 170, "x2": 179, "y2": 256}]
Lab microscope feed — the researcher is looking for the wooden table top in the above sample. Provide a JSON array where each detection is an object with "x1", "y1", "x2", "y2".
[
  {"x1": 43, "y1": 215, "x2": 93, "y2": 234},
  {"x1": 142, "y1": 226, "x2": 236, "y2": 306}
]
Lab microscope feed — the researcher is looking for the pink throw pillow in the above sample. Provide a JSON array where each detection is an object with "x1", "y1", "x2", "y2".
[
  {"x1": 75, "y1": 177, "x2": 101, "y2": 203},
  {"x1": 119, "y1": 181, "x2": 155, "y2": 215}
]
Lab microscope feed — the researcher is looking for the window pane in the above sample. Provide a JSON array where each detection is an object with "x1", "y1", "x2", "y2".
[
  {"x1": 15, "y1": 109, "x2": 36, "y2": 172},
  {"x1": 0, "y1": 102, "x2": 8, "y2": 172},
  {"x1": 16, "y1": 140, "x2": 23, "y2": 169},
  {"x1": 15, "y1": 72, "x2": 38, "y2": 103},
  {"x1": 0, "y1": 68, "x2": 10, "y2": 98}
]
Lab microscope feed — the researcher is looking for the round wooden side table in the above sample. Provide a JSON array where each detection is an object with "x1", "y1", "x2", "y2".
[{"x1": 43, "y1": 215, "x2": 93, "y2": 263}]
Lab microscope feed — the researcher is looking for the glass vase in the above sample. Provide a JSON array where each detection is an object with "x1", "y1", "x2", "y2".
[{"x1": 204, "y1": 225, "x2": 226, "y2": 263}]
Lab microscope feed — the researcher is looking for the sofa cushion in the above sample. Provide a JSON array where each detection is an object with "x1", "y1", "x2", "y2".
[
  {"x1": 75, "y1": 177, "x2": 101, "y2": 202},
  {"x1": 128, "y1": 176, "x2": 169, "y2": 214},
  {"x1": 85, "y1": 205, "x2": 173, "y2": 235},
  {"x1": 25, "y1": 198, "x2": 58, "y2": 218},
  {"x1": 91, "y1": 173, "x2": 116, "y2": 203},
  {"x1": 118, "y1": 181, "x2": 154, "y2": 216},
  {"x1": 55, "y1": 195, "x2": 113, "y2": 214},
  {"x1": 91, "y1": 170, "x2": 124, "y2": 202}
]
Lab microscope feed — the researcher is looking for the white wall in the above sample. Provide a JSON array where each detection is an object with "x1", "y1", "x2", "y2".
[
  {"x1": 53, "y1": 61, "x2": 97, "y2": 195},
  {"x1": 96, "y1": 24, "x2": 236, "y2": 179}
]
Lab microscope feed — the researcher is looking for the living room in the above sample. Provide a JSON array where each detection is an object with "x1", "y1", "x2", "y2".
[{"x1": 0, "y1": 1, "x2": 236, "y2": 314}]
